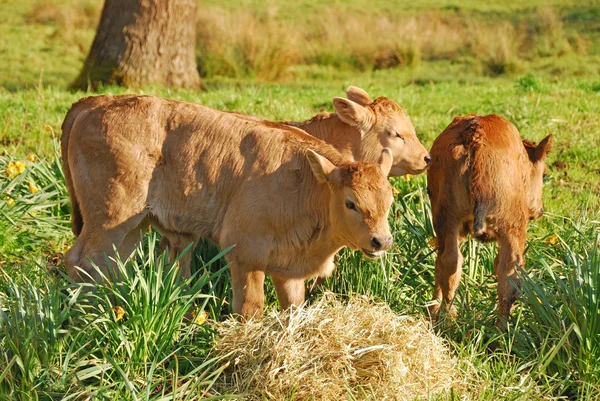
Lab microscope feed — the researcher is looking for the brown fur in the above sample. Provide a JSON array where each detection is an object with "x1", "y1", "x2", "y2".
[
  {"x1": 61, "y1": 95, "x2": 394, "y2": 318},
  {"x1": 427, "y1": 114, "x2": 552, "y2": 326}
]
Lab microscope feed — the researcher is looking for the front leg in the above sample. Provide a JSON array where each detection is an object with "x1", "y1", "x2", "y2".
[
  {"x1": 230, "y1": 262, "x2": 266, "y2": 319},
  {"x1": 271, "y1": 273, "x2": 306, "y2": 310}
]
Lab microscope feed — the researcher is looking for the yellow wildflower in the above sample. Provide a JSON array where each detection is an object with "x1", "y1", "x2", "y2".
[
  {"x1": 5, "y1": 160, "x2": 26, "y2": 179},
  {"x1": 4, "y1": 196, "x2": 15, "y2": 207},
  {"x1": 43, "y1": 124, "x2": 53, "y2": 132},
  {"x1": 392, "y1": 186, "x2": 400, "y2": 197},
  {"x1": 545, "y1": 235, "x2": 559, "y2": 246},
  {"x1": 15, "y1": 161, "x2": 26, "y2": 173},
  {"x1": 192, "y1": 310, "x2": 209, "y2": 325},
  {"x1": 427, "y1": 237, "x2": 438, "y2": 248},
  {"x1": 27, "y1": 154, "x2": 37, "y2": 162},
  {"x1": 113, "y1": 306, "x2": 125, "y2": 321},
  {"x1": 403, "y1": 174, "x2": 412, "y2": 182},
  {"x1": 28, "y1": 181, "x2": 39, "y2": 194}
]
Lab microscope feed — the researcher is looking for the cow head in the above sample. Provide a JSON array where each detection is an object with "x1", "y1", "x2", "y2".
[
  {"x1": 307, "y1": 148, "x2": 394, "y2": 259},
  {"x1": 332, "y1": 86, "x2": 431, "y2": 177},
  {"x1": 524, "y1": 135, "x2": 552, "y2": 219}
]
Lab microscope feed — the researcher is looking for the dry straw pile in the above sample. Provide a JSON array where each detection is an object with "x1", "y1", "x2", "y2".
[{"x1": 213, "y1": 294, "x2": 470, "y2": 400}]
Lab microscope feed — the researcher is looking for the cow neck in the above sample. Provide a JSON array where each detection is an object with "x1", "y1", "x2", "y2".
[{"x1": 292, "y1": 113, "x2": 362, "y2": 162}]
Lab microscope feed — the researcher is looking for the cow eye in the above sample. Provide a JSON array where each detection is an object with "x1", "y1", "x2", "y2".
[{"x1": 345, "y1": 200, "x2": 357, "y2": 211}]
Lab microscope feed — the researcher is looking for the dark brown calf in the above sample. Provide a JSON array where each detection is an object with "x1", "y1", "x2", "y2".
[{"x1": 427, "y1": 114, "x2": 552, "y2": 326}]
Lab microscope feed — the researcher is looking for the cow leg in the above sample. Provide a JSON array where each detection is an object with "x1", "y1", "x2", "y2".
[
  {"x1": 230, "y1": 262, "x2": 265, "y2": 319},
  {"x1": 429, "y1": 224, "x2": 463, "y2": 319},
  {"x1": 66, "y1": 213, "x2": 147, "y2": 283},
  {"x1": 271, "y1": 273, "x2": 305, "y2": 310},
  {"x1": 160, "y1": 233, "x2": 195, "y2": 279},
  {"x1": 495, "y1": 232, "x2": 526, "y2": 327},
  {"x1": 64, "y1": 237, "x2": 85, "y2": 281}
]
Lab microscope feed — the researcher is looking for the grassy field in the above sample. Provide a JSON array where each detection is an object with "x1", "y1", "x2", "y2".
[{"x1": 1, "y1": 0, "x2": 600, "y2": 400}]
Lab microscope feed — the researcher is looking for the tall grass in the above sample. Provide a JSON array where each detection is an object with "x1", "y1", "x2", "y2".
[
  {"x1": 195, "y1": 5, "x2": 585, "y2": 79},
  {"x1": 0, "y1": 238, "x2": 232, "y2": 400},
  {"x1": 517, "y1": 224, "x2": 600, "y2": 398}
]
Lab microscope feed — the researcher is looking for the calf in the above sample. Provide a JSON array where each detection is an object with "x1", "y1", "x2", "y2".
[
  {"x1": 286, "y1": 86, "x2": 431, "y2": 176},
  {"x1": 427, "y1": 114, "x2": 552, "y2": 325},
  {"x1": 61, "y1": 95, "x2": 394, "y2": 318}
]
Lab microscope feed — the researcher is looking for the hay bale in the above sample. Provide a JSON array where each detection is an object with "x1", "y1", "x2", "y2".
[{"x1": 212, "y1": 293, "x2": 468, "y2": 400}]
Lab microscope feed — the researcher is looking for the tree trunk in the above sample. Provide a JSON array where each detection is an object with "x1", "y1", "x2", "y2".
[{"x1": 72, "y1": 0, "x2": 202, "y2": 90}]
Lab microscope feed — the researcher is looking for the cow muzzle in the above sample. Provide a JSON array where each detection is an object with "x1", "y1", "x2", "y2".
[{"x1": 361, "y1": 234, "x2": 393, "y2": 259}]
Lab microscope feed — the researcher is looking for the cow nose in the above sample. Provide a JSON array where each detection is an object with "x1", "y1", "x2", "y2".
[
  {"x1": 371, "y1": 235, "x2": 393, "y2": 250},
  {"x1": 424, "y1": 154, "x2": 432, "y2": 166}
]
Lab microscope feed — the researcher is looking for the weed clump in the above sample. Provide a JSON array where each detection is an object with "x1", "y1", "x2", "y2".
[{"x1": 213, "y1": 294, "x2": 469, "y2": 400}]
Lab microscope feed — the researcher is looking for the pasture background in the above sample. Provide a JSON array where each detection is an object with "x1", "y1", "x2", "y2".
[{"x1": 0, "y1": 0, "x2": 599, "y2": 399}]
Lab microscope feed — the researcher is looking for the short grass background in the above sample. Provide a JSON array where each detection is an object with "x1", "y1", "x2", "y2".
[{"x1": 0, "y1": 0, "x2": 599, "y2": 399}]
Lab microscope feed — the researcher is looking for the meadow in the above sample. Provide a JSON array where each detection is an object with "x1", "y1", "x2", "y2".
[{"x1": 1, "y1": 0, "x2": 599, "y2": 399}]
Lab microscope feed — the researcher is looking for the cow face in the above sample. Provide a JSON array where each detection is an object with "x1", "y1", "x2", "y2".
[
  {"x1": 333, "y1": 87, "x2": 431, "y2": 177},
  {"x1": 307, "y1": 148, "x2": 394, "y2": 259},
  {"x1": 524, "y1": 135, "x2": 552, "y2": 219}
]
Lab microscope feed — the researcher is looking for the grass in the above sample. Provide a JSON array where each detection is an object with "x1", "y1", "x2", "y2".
[{"x1": 1, "y1": 0, "x2": 600, "y2": 399}]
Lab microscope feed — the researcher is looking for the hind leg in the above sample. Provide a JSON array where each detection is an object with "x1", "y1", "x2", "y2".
[
  {"x1": 429, "y1": 222, "x2": 464, "y2": 319},
  {"x1": 495, "y1": 231, "x2": 526, "y2": 327},
  {"x1": 65, "y1": 238, "x2": 85, "y2": 280},
  {"x1": 66, "y1": 214, "x2": 147, "y2": 283}
]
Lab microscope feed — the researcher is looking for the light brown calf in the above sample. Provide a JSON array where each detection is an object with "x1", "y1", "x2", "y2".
[
  {"x1": 233, "y1": 86, "x2": 430, "y2": 176},
  {"x1": 287, "y1": 86, "x2": 431, "y2": 176},
  {"x1": 427, "y1": 114, "x2": 552, "y2": 325},
  {"x1": 61, "y1": 95, "x2": 394, "y2": 318}
]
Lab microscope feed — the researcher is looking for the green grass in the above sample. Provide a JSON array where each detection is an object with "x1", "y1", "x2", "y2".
[{"x1": 1, "y1": 0, "x2": 600, "y2": 399}]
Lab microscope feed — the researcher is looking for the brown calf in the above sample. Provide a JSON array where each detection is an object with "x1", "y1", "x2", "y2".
[
  {"x1": 427, "y1": 114, "x2": 552, "y2": 325},
  {"x1": 61, "y1": 95, "x2": 394, "y2": 318}
]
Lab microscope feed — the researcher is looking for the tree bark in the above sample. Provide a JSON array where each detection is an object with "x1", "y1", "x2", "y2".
[{"x1": 72, "y1": 0, "x2": 202, "y2": 90}]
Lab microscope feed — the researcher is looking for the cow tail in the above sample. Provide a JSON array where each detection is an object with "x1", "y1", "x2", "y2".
[
  {"x1": 61, "y1": 99, "x2": 94, "y2": 236},
  {"x1": 465, "y1": 117, "x2": 489, "y2": 240}
]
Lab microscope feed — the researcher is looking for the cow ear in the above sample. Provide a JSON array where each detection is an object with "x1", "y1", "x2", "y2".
[
  {"x1": 306, "y1": 149, "x2": 336, "y2": 184},
  {"x1": 534, "y1": 135, "x2": 552, "y2": 162},
  {"x1": 332, "y1": 97, "x2": 374, "y2": 133},
  {"x1": 346, "y1": 86, "x2": 373, "y2": 106},
  {"x1": 378, "y1": 148, "x2": 393, "y2": 176}
]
